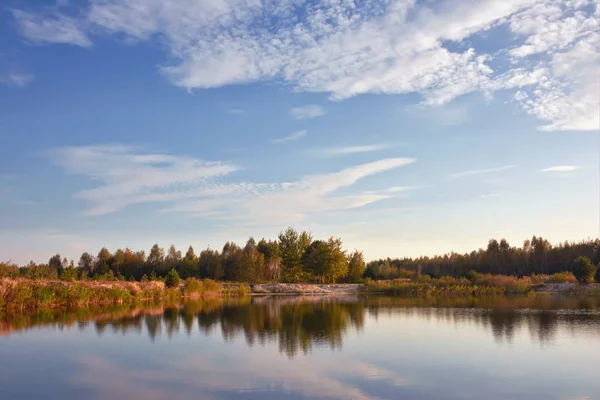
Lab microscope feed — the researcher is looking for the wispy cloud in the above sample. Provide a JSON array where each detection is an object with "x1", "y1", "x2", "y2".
[
  {"x1": 384, "y1": 186, "x2": 413, "y2": 194},
  {"x1": 165, "y1": 158, "x2": 416, "y2": 225},
  {"x1": 48, "y1": 145, "x2": 239, "y2": 215},
  {"x1": 289, "y1": 105, "x2": 325, "y2": 120},
  {"x1": 0, "y1": 71, "x2": 35, "y2": 87},
  {"x1": 271, "y1": 130, "x2": 307, "y2": 144},
  {"x1": 49, "y1": 145, "x2": 415, "y2": 224},
  {"x1": 450, "y1": 165, "x2": 516, "y2": 179},
  {"x1": 314, "y1": 144, "x2": 395, "y2": 157},
  {"x1": 542, "y1": 165, "x2": 579, "y2": 172},
  {"x1": 12, "y1": 9, "x2": 91, "y2": 47}
]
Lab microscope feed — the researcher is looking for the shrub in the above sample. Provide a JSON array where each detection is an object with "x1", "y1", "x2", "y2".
[
  {"x1": 201, "y1": 279, "x2": 222, "y2": 293},
  {"x1": 165, "y1": 269, "x2": 181, "y2": 288},
  {"x1": 183, "y1": 278, "x2": 203, "y2": 296},
  {"x1": 546, "y1": 272, "x2": 577, "y2": 284},
  {"x1": 573, "y1": 256, "x2": 597, "y2": 284},
  {"x1": 466, "y1": 270, "x2": 479, "y2": 282}
]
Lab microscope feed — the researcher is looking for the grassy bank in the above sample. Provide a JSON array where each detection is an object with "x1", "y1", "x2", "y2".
[
  {"x1": 0, "y1": 278, "x2": 250, "y2": 311},
  {"x1": 2, "y1": 273, "x2": 597, "y2": 311},
  {"x1": 362, "y1": 273, "x2": 595, "y2": 297}
]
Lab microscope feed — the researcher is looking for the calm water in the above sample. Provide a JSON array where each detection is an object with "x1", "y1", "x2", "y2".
[{"x1": 1, "y1": 296, "x2": 599, "y2": 400}]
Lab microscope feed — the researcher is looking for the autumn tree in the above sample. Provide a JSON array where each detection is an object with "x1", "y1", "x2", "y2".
[
  {"x1": 257, "y1": 239, "x2": 281, "y2": 282},
  {"x1": 242, "y1": 237, "x2": 265, "y2": 283}
]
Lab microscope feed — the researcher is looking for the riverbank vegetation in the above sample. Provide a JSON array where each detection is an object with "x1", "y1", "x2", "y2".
[
  {"x1": 1, "y1": 228, "x2": 598, "y2": 286},
  {"x1": 0, "y1": 277, "x2": 250, "y2": 311}
]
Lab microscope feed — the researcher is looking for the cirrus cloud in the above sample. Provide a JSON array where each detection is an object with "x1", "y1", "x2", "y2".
[{"x1": 48, "y1": 145, "x2": 415, "y2": 225}]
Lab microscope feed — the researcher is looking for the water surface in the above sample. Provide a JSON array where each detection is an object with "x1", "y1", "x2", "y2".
[{"x1": 1, "y1": 296, "x2": 599, "y2": 400}]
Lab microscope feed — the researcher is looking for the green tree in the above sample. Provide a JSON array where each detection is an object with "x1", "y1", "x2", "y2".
[
  {"x1": 222, "y1": 242, "x2": 244, "y2": 281},
  {"x1": 180, "y1": 246, "x2": 198, "y2": 278},
  {"x1": 347, "y1": 251, "x2": 366, "y2": 283},
  {"x1": 302, "y1": 237, "x2": 348, "y2": 283},
  {"x1": 165, "y1": 268, "x2": 181, "y2": 288},
  {"x1": 96, "y1": 248, "x2": 112, "y2": 276},
  {"x1": 147, "y1": 244, "x2": 165, "y2": 275},
  {"x1": 278, "y1": 227, "x2": 312, "y2": 282},
  {"x1": 242, "y1": 237, "x2": 265, "y2": 283},
  {"x1": 257, "y1": 239, "x2": 280, "y2": 282},
  {"x1": 573, "y1": 256, "x2": 597, "y2": 284},
  {"x1": 199, "y1": 248, "x2": 223, "y2": 280},
  {"x1": 48, "y1": 254, "x2": 62, "y2": 276},
  {"x1": 78, "y1": 252, "x2": 95, "y2": 273},
  {"x1": 165, "y1": 244, "x2": 182, "y2": 272}
]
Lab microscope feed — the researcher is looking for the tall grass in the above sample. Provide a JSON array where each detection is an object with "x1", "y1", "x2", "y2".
[
  {"x1": 365, "y1": 275, "x2": 534, "y2": 297},
  {"x1": 0, "y1": 277, "x2": 248, "y2": 311}
]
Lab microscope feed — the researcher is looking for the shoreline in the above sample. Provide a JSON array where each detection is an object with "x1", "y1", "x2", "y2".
[{"x1": 2, "y1": 278, "x2": 599, "y2": 312}]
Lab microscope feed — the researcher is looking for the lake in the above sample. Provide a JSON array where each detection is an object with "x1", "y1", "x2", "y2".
[{"x1": 1, "y1": 295, "x2": 599, "y2": 400}]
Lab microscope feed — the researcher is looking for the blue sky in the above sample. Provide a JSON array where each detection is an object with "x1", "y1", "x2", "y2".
[{"x1": 1, "y1": 0, "x2": 598, "y2": 264}]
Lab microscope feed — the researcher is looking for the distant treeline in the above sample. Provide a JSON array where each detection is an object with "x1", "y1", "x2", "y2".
[
  {"x1": 366, "y1": 236, "x2": 599, "y2": 281},
  {"x1": 1, "y1": 229, "x2": 598, "y2": 283}
]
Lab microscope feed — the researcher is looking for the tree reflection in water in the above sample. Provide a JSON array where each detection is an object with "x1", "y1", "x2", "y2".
[{"x1": 1, "y1": 295, "x2": 598, "y2": 356}]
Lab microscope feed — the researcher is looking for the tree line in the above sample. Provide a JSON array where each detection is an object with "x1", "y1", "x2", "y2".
[
  {"x1": 1, "y1": 230, "x2": 598, "y2": 283},
  {"x1": 0, "y1": 228, "x2": 365, "y2": 284},
  {"x1": 366, "y1": 236, "x2": 600, "y2": 282}
]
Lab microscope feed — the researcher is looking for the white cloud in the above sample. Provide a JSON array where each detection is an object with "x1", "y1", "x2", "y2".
[
  {"x1": 48, "y1": 145, "x2": 239, "y2": 215},
  {"x1": 289, "y1": 105, "x2": 326, "y2": 120},
  {"x1": 12, "y1": 0, "x2": 599, "y2": 131},
  {"x1": 314, "y1": 144, "x2": 394, "y2": 157},
  {"x1": 0, "y1": 71, "x2": 35, "y2": 87},
  {"x1": 450, "y1": 165, "x2": 516, "y2": 179},
  {"x1": 165, "y1": 158, "x2": 416, "y2": 225},
  {"x1": 384, "y1": 186, "x2": 414, "y2": 194},
  {"x1": 271, "y1": 130, "x2": 307, "y2": 144},
  {"x1": 542, "y1": 165, "x2": 579, "y2": 172},
  {"x1": 49, "y1": 145, "x2": 415, "y2": 224},
  {"x1": 12, "y1": 9, "x2": 92, "y2": 47}
]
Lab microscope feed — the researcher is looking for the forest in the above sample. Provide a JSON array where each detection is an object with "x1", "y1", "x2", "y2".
[{"x1": 1, "y1": 227, "x2": 599, "y2": 284}]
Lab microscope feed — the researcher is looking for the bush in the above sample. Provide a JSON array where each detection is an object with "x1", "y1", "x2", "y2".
[
  {"x1": 546, "y1": 272, "x2": 577, "y2": 284},
  {"x1": 183, "y1": 278, "x2": 203, "y2": 295},
  {"x1": 466, "y1": 270, "x2": 479, "y2": 282},
  {"x1": 165, "y1": 269, "x2": 181, "y2": 288},
  {"x1": 573, "y1": 256, "x2": 597, "y2": 284}
]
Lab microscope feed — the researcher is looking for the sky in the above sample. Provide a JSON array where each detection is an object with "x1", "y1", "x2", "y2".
[{"x1": 0, "y1": 0, "x2": 598, "y2": 265}]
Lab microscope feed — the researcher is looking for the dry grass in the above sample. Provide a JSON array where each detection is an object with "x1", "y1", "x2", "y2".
[
  {"x1": 531, "y1": 272, "x2": 578, "y2": 284},
  {"x1": 365, "y1": 274, "x2": 534, "y2": 296}
]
